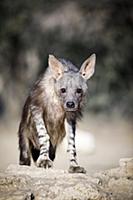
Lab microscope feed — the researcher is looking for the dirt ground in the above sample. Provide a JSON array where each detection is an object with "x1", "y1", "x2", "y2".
[{"x1": 0, "y1": 113, "x2": 133, "y2": 173}]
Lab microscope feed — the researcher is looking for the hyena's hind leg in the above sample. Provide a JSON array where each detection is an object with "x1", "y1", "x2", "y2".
[
  {"x1": 49, "y1": 141, "x2": 56, "y2": 161},
  {"x1": 18, "y1": 123, "x2": 31, "y2": 165},
  {"x1": 29, "y1": 140, "x2": 40, "y2": 163},
  {"x1": 29, "y1": 140, "x2": 56, "y2": 164}
]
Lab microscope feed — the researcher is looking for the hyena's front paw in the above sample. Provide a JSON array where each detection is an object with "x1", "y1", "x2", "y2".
[
  {"x1": 36, "y1": 155, "x2": 53, "y2": 168},
  {"x1": 68, "y1": 165, "x2": 86, "y2": 174}
]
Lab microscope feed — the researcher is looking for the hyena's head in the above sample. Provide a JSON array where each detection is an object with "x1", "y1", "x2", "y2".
[{"x1": 48, "y1": 54, "x2": 96, "y2": 112}]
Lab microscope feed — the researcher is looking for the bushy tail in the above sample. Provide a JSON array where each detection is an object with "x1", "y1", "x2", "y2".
[{"x1": 30, "y1": 140, "x2": 56, "y2": 162}]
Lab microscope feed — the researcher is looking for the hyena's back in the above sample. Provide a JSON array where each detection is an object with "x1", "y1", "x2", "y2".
[{"x1": 18, "y1": 74, "x2": 66, "y2": 164}]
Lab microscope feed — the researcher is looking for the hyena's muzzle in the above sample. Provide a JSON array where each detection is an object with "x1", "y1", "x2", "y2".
[
  {"x1": 55, "y1": 73, "x2": 87, "y2": 112},
  {"x1": 64, "y1": 92, "x2": 83, "y2": 112}
]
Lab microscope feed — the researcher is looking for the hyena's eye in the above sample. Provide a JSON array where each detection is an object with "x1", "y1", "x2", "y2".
[
  {"x1": 76, "y1": 88, "x2": 82, "y2": 94},
  {"x1": 60, "y1": 88, "x2": 66, "y2": 93}
]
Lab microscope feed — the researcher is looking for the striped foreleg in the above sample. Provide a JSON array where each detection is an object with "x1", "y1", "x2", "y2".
[
  {"x1": 66, "y1": 120, "x2": 86, "y2": 173},
  {"x1": 67, "y1": 120, "x2": 78, "y2": 167},
  {"x1": 31, "y1": 105, "x2": 52, "y2": 168}
]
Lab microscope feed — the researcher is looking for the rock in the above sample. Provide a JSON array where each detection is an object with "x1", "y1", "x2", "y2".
[
  {"x1": 119, "y1": 157, "x2": 133, "y2": 177},
  {"x1": 0, "y1": 158, "x2": 133, "y2": 200}
]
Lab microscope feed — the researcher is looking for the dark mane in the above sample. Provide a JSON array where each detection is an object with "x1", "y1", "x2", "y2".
[{"x1": 59, "y1": 58, "x2": 79, "y2": 73}]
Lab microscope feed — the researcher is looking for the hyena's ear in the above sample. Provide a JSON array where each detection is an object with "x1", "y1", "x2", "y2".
[
  {"x1": 79, "y1": 54, "x2": 96, "y2": 80},
  {"x1": 48, "y1": 54, "x2": 64, "y2": 79}
]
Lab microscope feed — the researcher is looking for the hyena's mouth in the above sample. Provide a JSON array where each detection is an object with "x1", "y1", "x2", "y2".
[{"x1": 65, "y1": 108, "x2": 78, "y2": 112}]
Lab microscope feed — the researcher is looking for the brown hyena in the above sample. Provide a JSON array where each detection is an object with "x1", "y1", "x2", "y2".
[{"x1": 18, "y1": 54, "x2": 96, "y2": 173}]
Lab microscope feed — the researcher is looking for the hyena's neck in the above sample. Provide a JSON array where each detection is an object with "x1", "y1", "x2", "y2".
[
  {"x1": 38, "y1": 72, "x2": 59, "y2": 106},
  {"x1": 38, "y1": 72, "x2": 65, "y2": 119}
]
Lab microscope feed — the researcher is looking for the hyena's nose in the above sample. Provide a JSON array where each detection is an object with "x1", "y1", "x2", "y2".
[{"x1": 66, "y1": 101, "x2": 75, "y2": 108}]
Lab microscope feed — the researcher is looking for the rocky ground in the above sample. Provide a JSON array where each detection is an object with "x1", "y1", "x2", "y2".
[{"x1": 0, "y1": 158, "x2": 132, "y2": 200}]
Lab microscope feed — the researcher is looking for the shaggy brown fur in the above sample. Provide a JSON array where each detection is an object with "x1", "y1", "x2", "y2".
[{"x1": 18, "y1": 54, "x2": 96, "y2": 172}]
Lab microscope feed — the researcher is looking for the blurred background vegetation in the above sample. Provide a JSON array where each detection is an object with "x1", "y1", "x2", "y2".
[
  {"x1": 0, "y1": 0, "x2": 133, "y2": 120},
  {"x1": 0, "y1": 0, "x2": 133, "y2": 171}
]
